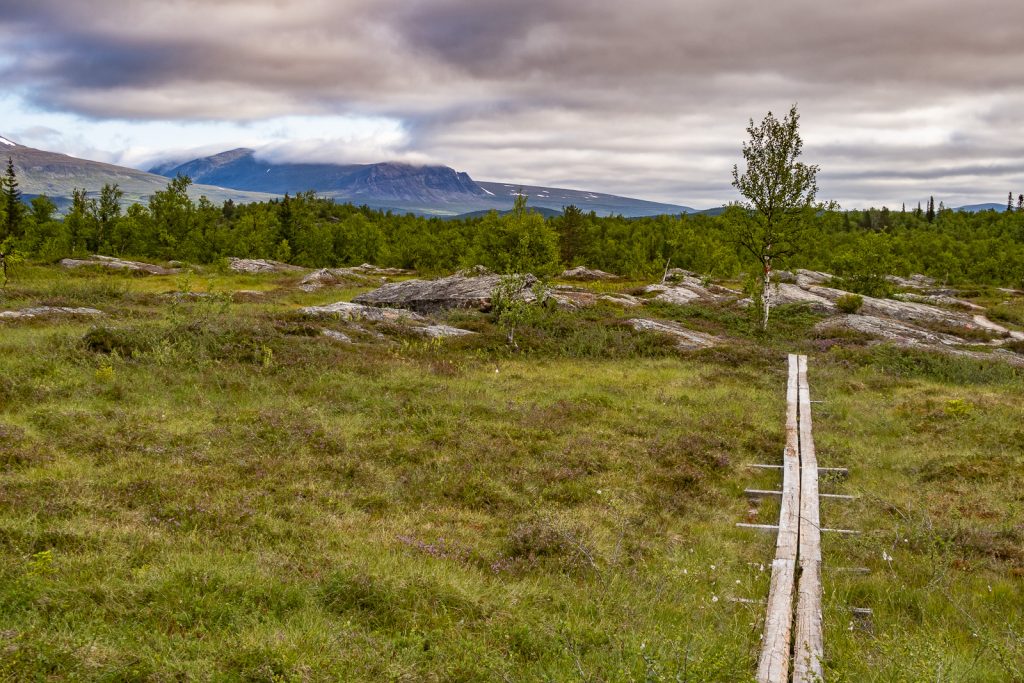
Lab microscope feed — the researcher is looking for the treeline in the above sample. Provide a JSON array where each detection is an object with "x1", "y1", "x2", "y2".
[{"x1": 2, "y1": 174, "x2": 1024, "y2": 287}]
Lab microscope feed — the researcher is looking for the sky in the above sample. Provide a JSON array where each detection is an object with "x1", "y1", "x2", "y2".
[{"x1": 2, "y1": 0, "x2": 1023, "y2": 209}]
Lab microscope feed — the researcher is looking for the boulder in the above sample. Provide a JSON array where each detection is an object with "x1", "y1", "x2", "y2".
[
  {"x1": 559, "y1": 266, "x2": 619, "y2": 281},
  {"x1": 0, "y1": 306, "x2": 104, "y2": 320},
  {"x1": 60, "y1": 255, "x2": 179, "y2": 276},
  {"x1": 353, "y1": 272, "x2": 538, "y2": 313},
  {"x1": 227, "y1": 258, "x2": 304, "y2": 274},
  {"x1": 625, "y1": 318, "x2": 719, "y2": 349},
  {"x1": 321, "y1": 329, "x2": 353, "y2": 343},
  {"x1": 298, "y1": 268, "x2": 374, "y2": 292},
  {"x1": 300, "y1": 301, "x2": 427, "y2": 323}
]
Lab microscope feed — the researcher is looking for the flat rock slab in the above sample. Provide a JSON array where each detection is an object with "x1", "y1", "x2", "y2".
[
  {"x1": 353, "y1": 272, "x2": 538, "y2": 313},
  {"x1": 816, "y1": 314, "x2": 967, "y2": 346},
  {"x1": 803, "y1": 284, "x2": 977, "y2": 329},
  {"x1": 560, "y1": 266, "x2": 619, "y2": 281},
  {"x1": 413, "y1": 325, "x2": 477, "y2": 339},
  {"x1": 301, "y1": 301, "x2": 426, "y2": 323},
  {"x1": 0, "y1": 306, "x2": 104, "y2": 320},
  {"x1": 626, "y1": 318, "x2": 719, "y2": 349},
  {"x1": 886, "y1": 273, "x2": 937, "y2": 290},
  {"x1": 893, "y1": 292, "x2": 984, "y2": 311},
  {"x1": 227, "y1": 258, "x2": 305, "y2": 274},
  {"x1": 763, "y1": 283, "x2": 837, "y2": 313},
  {"x1": 795, "y1": 269, "x2": 833, "y2": 286},
  {"x1": 60, "y1": 255, "x2": 179, "y2": 275},
  {"x1": 599, "y1": 293, "x2": 644, "y2": 307},
  {"x1": 645, "y1": 277, "x2": 738, "y2": 305}
]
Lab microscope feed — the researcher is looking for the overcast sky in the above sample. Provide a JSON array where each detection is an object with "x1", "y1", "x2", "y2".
[{"x1": 2, "y1": 0, "x2": 1023, "y2": 209}]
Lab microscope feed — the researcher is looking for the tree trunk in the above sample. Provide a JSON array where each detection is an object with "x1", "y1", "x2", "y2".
[{"x1": 761, "y1": 258, "x2": 773, "y2": 332}]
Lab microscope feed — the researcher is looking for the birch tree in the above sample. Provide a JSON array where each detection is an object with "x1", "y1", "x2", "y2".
[{"x1": 728, "y1": 104, "x2": 829, "y2": 331}]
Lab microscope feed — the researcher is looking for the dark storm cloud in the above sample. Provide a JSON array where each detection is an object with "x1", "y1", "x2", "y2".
[{"x1": 2, "y1": 0, "x2": 1023, "y2": 206}]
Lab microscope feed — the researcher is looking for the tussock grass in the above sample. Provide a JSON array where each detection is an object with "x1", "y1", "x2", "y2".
[{"x1": 0, "y1": 266, "x2": 1021, "y2": 680}]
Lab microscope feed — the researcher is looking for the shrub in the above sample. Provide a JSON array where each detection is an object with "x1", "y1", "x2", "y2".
[{"x1": 836, "y1": 293, "x2": 864, "y2": 314}]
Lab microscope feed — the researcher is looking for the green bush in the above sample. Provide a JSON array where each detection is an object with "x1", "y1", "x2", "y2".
[{"x1": 836, "y1": 293, "x2": 864, "y2": 314}]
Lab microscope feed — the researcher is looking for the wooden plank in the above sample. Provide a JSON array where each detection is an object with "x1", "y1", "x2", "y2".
[
  {"x1": 793, "y1": 354, "x2": 825, "y2": 683},
  {"x1": 756, "y1": 558, "x2": 796, "y2": 683},
  {"x1": 755, "y1": 354, "x2": 801, "y2": 683}
]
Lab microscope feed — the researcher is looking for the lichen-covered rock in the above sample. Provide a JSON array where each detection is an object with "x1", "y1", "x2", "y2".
[
  {"x1": 60, "y1": 255, "x2": 179, "y2": 275},
  {"x1": 803, "y1": 284, "x2": 981, "y2": 330},
  {"x1": 560, "y1": 266, "x2": 619, "y2": 281},
  {"x1": 764, "y1": 283, "x2": 837, "y2": 313},
  {"x1": 625, "y1": 318, "x2": 719, "y2": 349},
  {"x1": 227, "y1": 258, "x2": 304, "y2": 274},
  {"x1": 795, "y1": 269, "x2": 833, "y2": 286},
  {"x1": 815, "y1": 314, "x2": 966, "y2": 346},
  {"x1": 0, "y1": 306, "x2": 104, "y2": 320},
  {"x1": 886, "y1": 273, "x2": 937, "y2": 290},
  {"x1": 892, "y1": 292, "x2": 984, "y2": 311},
  {"x1": 644, "y1": 276, "x2": 738, "y2": 305},
  {"x1": 598, "y1": 293, "x2": 643, "y2": 308},
  {"x1": 321, "y1": 329, "x2": 353, "y2": 343},
  {"x1": 300, "y1": 301, "x2": 427, "y2": 322},
  {"x1": 353, "y1": 272, "x2": 538, "y2": 313},
  {"x1": 413, "y1": 325, "x2": 477, "y2": 339}
]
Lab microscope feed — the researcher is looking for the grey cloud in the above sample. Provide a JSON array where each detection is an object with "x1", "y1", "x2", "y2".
[{"x1": 1, "y1": 0, "x2": 1023, "y2": 206}]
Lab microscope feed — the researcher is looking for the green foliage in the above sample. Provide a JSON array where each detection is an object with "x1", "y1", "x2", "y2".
[
  {"x1": 836, "y1": 293, "x2": 864, "y2": 314},
  {"x1": 491, "y1": 273, "x2": 534, "y2": 348},
  {"x1": 4, "y1": 175, "x2": 1024, "y2": 290},
  {"x1": 471, "y1": 193, "x2": 560, "y2": 274}
]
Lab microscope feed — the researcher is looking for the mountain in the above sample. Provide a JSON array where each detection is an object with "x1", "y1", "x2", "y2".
[
  {"x1": 153, "y1": 148, "x2": 695, "y2": 217},
  {"x1": 0, "y1": 137, "x2": 277, "y2": 206}
]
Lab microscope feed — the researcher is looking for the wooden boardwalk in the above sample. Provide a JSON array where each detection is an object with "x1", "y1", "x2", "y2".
[{"x1": 754, "y1": 354, "x2": 825, "y2": 683}]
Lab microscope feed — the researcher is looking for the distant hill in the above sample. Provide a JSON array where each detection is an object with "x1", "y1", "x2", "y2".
[
  {"x1": 446, "y1": 206, "x2": 565, "y2": 220},
  {"x1": 955, "y1": 202, "x2": 1008, "y2": 213},
  {"x1": 0, "y1": 136, "x2": 277, "y2": 207},
  {"x1": 153, "y1": 148, "x2": 696, "y2": 217}
]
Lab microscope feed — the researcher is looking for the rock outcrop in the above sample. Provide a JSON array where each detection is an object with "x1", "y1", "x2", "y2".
[
  {"x1": 599, "y1": 293, "x2": 644, "y2": 308},
  {"x1": 560, "y1": 266, "x2": 619, "y2": 281},
  {"x1": 0, "y1": 306, "x2": 104, "y2": 320},
  {"x1": 794, "y1": 269, "x2": 833, "y2": 286},
  {"x1": 60, "y1": 255, "x2": 179, "y2": 276},
  {"x1": 300, "y1": 301, "x2": 427, "y2": 323},
  {"x1": 227, "y1": 258, "x2": 304, "y2": 274},
  {"x1": 644, "y1": 275, "x2": 739, "y2": 305},
  {"x1": 625, "y1": 318, "x2": 719, "y2": 349},
  {"x1": 802, "y1": 284, "x2": 981, "y2": 330},
  {"x1": 815, "y1": 314, "x2": 967, "y2": 347},
  {"x1": 353, "y1": 271, "x2": 538, "y2": 313},
  {"x1": 414, "y1": 325, "x2": 477, "y2": 339}
]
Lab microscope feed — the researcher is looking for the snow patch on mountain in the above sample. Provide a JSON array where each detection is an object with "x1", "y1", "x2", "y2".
[{"x1": 0, "y1": 136, "x2": 16, "y2": 147}]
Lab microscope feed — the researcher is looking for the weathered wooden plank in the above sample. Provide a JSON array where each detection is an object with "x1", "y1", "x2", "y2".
[
  {"x1": 756, "y1": 558, "x2": 796, "y2": 683},
  {"x1": 755, "y1": 354, "x2": 801, "y2": 683},
  {"x1": 793, "y1": 354, "x2": 825, "y2": 683}
]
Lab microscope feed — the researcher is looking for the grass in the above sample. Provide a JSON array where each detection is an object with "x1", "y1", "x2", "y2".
[{"x1": 0, "y1": 265, "x2": 1022, "y2": 681}]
